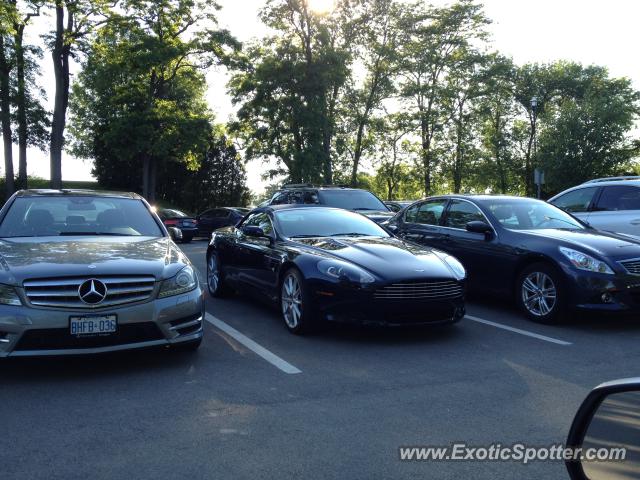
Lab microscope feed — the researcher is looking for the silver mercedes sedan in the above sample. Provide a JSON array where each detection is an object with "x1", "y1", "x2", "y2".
[{"x1": 0, "y1": 189, "x2": 204, "y2": 357}]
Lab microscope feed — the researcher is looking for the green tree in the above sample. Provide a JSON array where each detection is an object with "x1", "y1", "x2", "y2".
[
  {"x1": 537, "y1": 68, "x2": 640, "y2": 195},
  {"x1": 70, "y1": 0, "x2": 239, "y2": 201},
  {"x1": 46, "y1": 0, "x2": 116, "y2": 189},
  {"x1": 158, "y1": 129, "x2": 250, "y2": 212},
  {"x1": 230, "y1": 0, "x2": 351, "y2": 184},
  {"x1": 398, "y1": 0, "x2": 490, "y2": 196}
]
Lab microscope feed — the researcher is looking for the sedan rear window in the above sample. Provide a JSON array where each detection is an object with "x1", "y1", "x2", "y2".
[{"x1": 0, "y1": 197, "x2": 163, "y2": 238}]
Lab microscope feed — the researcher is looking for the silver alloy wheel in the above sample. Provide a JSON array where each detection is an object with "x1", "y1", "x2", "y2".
[
  {"x1": 281, "y1": 273, "x2": 302, "y2": 329},
  {"x1": 207, "y1": 254, "x2": 219, "y2": 293},
  {"x1": 521, "y1": 271, "x2": 557, "y2": 317}
]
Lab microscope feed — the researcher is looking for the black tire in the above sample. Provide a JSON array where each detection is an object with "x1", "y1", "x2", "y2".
[
  {"x1": 206, "y1": 252, "x2": 231, "y2": 298},
  {"x1": 182, "y1": 233, "x2": 193, "y2": 244},
  {"x1": 280, "y1": 268, "x2": 316, "y2": 335},
  {"x1": 516, "y1": 262, "x2": 566, "y2": 324},
  {"x1": 173, "y1": 338, "x2": 202, "y2": 352}
]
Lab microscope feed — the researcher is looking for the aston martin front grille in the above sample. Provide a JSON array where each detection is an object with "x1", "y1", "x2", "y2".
[
  {"x1": 23, "y1": 275, "x2": 156, "y2": 309},
  {"x1": 374, "y1": 280, "x2": 463, "y2": 300}
]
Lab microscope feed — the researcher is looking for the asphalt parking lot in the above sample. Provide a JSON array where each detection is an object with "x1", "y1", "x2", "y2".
[{"x1": 2, "y1": 238, "x2": 640, "y2": 480}]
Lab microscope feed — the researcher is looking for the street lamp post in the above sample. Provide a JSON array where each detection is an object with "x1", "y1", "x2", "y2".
[{"x1": 531, "y1": 96, "x2": 540, "y2": 199}]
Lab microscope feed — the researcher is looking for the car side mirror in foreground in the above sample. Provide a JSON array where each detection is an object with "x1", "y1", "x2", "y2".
[
  {"x1": 465, "y1": 221, "x2": 493, "y2": 238},
  {"x1": 566, "y1": 378, "x2": 640, "y2": 480},
  {"x1": 168, "y1": 227, "x2": 182, "y2": 242}
]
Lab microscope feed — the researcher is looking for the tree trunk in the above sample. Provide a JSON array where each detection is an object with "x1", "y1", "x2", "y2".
[
  {"x1": 50, "y1": 2, "x2": 71, "y2": 190},
  {"x1": 0, "y1": 35, "x2": 15, "y2": 198},
  {"x1": 420, "y1": 116, "x2": 431, "y2": 196},
  {"x1": 142, "y1": 156, "x2": 150, "y2": 199},
  {"x1": 149, "y1": 159, "x2": 157, "y2": 203},
  {"x1": 15, "y1": 25, "x2": 28, "y2": 189}
]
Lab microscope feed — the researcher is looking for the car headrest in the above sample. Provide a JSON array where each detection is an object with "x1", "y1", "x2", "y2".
[
  {"x1": 25, "y1": 209, "x2": 54, "y2": 228},
  {"x1": 66, "y1": 215, "x2": 85, "y2": 225},
  {"x1": 97, "y1": 209, "x2": 126, "y2": 228},
  {"x1": 493, "y1": 206, "x2": 513, "y2": 221}
]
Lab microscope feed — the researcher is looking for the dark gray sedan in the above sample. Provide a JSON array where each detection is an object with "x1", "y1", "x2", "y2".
[{"x1": 0, "y1": 190, "x2": 204, "y2": 357}]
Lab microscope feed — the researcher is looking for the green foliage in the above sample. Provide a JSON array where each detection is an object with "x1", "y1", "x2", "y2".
[
  {"x1": 69, "y1": 0, "x2": 240, "y2": 200},
  {"x1": 156, "y1": 130, "x2": 251, "y2": 212}
]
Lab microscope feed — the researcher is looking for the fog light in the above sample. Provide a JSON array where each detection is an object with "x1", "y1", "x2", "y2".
[{"x1": 601, "y1": 292, "x2": 614, "y2": 304}]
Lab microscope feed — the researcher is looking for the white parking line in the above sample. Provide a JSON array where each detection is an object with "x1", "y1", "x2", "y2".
[
  {"x1": 465, "y1": 315, "x2": 572, "y2": 346},
  {"x1": 204, "y1": 313, "x2": 302, "y2": 374}
]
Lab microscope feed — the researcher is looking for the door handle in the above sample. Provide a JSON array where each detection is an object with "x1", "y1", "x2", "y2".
[{"x1": 631, "y1": 219, "x2": 640, "y2": 226}]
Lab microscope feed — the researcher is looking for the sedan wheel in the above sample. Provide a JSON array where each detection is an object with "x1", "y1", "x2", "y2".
[
  {"x1": 280, "y1": 269, "x2": 313, "y2": 334},
  {"x1": 517, "y1": 263, "x2": 564, "y2": 323},
  {"x1": 207, "y1": 253, "x2": 229, "y2": 297}
]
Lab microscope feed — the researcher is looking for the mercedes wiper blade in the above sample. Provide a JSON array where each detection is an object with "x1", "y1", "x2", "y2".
[
  {"x1": 288, "y1": 234, "x2": 321, "y2": 238},
  {"x1": 59, "y1": 232, "x2": 137, "y2": 236},
  {"x1": 353, "y1": 208, "x2": 377, "y2": 211}
]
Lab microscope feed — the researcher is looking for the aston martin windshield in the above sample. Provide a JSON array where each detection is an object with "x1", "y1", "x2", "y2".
[
  {"x1": 0, "y1": 197, "x2": 163, "y2": 238},
  {"x1": 317, "y1": 190, "x2": 387, "y2": 211},
  {"x1": 274, "y1": 208, "x2": 390, "y2": 238},
  {"x1": 481, "y1": 199, "x2": 585, "y2": 231}
]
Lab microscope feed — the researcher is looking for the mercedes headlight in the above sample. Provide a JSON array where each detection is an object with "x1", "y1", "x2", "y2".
[
  {"x1": 0, "y1": 284, "x2": 21, "y2": 306},
  {"x1": 158, "y1": 266, "x2": 198, "y2": 298},
  {"x1": 559, "y1": 247, "x2": 613, "y2": 274},
  {"x1": 317, "y1": 259, "x2": 375, "y2": 284}
]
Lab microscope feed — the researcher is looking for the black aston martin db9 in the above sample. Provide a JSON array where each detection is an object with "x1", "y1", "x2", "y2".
[{"x1": 206, "y1": 205, "x2": 467, "y2": 333}]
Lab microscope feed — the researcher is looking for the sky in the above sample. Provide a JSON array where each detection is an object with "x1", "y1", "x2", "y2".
[{"x1": 13, "y1": 0, "x2": 640, "y2": 195}]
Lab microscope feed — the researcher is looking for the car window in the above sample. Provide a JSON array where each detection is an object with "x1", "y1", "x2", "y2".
[
  {"x1": 444, "y1": 200, "x2": 487, "y2": 229},
  {"x1": 161, "y1": 209, "x2": 189, "y2": 218},
  {"x1": 0, "y1": 197, "x2": 163, "y2": 237},
  {"x1": 288, "y1": 191, "x2": 305, "y2": 204},
  {"x1": 405, "y1": 200, "x2": 446, "y2": 225},
  {"x1": 594, "y1": 186, "x2": 640, "y2": 211},
  {"x1": 484, "y1": 199, "x2": 584, "y2": 230},
  {"x1": 242, "y1": 212, "x2": 274, "y2": 236},
  {"x1": 270, "y1": 192, "x2": 290, "y2": 205},
  {"x1": 551, "y1": 187, "x2": 598, "y2": 213}
]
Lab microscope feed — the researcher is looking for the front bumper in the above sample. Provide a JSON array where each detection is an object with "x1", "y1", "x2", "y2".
[
  {"x1": 0, "y1": 287, "x2": 204, "y2": 357},
  {"x1": 564, "y1": 267, "x2": 640, "y2": 314},
  {"x1": 308, "y1": 279, "x2": 466, "y2": 326}
]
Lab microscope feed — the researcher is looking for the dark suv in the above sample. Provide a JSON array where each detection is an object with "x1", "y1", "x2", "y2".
[{"x1": 265, "y1": 184, "x2": 394, "y2": 223}]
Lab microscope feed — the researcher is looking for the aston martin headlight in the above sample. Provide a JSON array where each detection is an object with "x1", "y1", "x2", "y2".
[
  {"x1": 559, "y1": 247, "x2": 613, "y2": 274},
  {"x1": 442, "y1": 255, "x2": 466, "y2": 280},
  {"x1": 158, "y1": 266, "x2": 198, "y2": 298},
  {"x1": 317, "y1": 259, "x2": 375, "y2": 284},
  {"x1": 0, "y1": 284, "x2": 21, "y2": 306}
]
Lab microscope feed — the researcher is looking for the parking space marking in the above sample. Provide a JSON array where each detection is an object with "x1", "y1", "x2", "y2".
[
  {"x1": 465, "y1": 315, "x2": 572, "y2": 346},
  {"x1": 204, "y1": 313, "x2": 302, "y2": 374}
]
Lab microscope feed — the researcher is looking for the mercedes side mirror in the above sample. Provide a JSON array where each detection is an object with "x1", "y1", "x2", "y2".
[
  {"x1": 168, "y1": 227, "x2": 182, "y2": 242},
  {"x1": 566, "y1": 378, "x2": 640, "y2": 480},
  {"x1": 466, "y1": 221, "x2": 493, "y2": 238}
]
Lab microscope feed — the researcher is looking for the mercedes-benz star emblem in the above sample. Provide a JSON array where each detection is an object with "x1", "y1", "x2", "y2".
[{"x1": 78, "y1": 279, "x2": 108, "y2": 305}]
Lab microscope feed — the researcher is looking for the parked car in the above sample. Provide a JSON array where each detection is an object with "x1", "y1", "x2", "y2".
[
  {"x1": 157, "y1": 208, "x2": 198, "y2": 243},
  {"x1": 196, "y1": 207, "x2": 249, "y2": 237},
  {"x1": 264, "y1": 184, "x2": 394, "y2": 223},
  {"x1": 0, "y1": 190, "x2": 204, "y2": 357},
  {"x1": 206, "y1": 205, "x2": 466, "y2": 333},
  {"x1": 549, "y1": 176, "x2": 640, "y2": 237},
  {"x1": 385, "y1": 195, "x2": 640, "y2": 323},
  {"x1": 385, "y1": 201, "x2": 414, "y2": 213}
]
